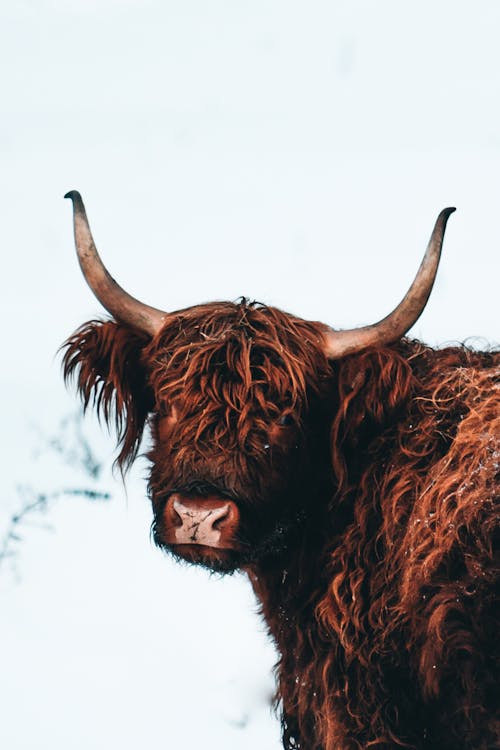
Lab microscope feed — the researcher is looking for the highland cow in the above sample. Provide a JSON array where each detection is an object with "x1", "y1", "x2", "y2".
[{"x1": 62, "y1": 191, "x2": 499, "y2": 750}]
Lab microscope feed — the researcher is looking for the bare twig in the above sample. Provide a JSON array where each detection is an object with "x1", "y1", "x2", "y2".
[
  {"x1": 32, "y1": 412, "x2": 104, "y2": 480},
  {"x1": 1, "y1": 412, "x2": 112, "y2": 576},
  {"x1": 0, "y1": 486, "x2": 111, "y2": 572}
]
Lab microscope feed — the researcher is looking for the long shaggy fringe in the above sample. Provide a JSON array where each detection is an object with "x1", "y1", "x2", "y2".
[{"x1": 144, "y1": 301, "x2": 333, "y2": 510}]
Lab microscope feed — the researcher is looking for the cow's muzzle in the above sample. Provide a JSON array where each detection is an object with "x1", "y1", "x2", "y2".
[{"x1": 162, "y1": 493, "x2": 241, "y2": 550}]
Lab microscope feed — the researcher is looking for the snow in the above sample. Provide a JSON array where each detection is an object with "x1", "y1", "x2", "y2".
[{"x1": 1, "y1": 1, "x2": 499, "y2": 748}]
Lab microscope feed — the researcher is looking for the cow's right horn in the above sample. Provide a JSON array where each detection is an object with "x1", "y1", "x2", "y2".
[
  {"x1": 65, "y1": 191, "x2": 168, "y2": 337},
  {"x1": 323, "y1": 207, "x2": 456, "y2": 359}
]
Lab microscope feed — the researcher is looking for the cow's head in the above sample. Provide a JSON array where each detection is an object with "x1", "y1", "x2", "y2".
[{"x1": 62, "y1": 192, "x2": 454, "y2": 572}]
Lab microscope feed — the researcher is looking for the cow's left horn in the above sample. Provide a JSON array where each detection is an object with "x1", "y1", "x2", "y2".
[
  {"x1": 323, "y1": 207, "x2": 456, "y2": 360},
  {"x1": 64, "y1": 191, "x2": 168, "y2": 337}
]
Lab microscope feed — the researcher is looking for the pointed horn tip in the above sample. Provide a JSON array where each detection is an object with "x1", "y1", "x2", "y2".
[
  {"x1": 64, "y1": 190, "x2": 83, "y2": 203},
  {"x1": 441, "y1": 206, "x2": 456, "y2": 219}
]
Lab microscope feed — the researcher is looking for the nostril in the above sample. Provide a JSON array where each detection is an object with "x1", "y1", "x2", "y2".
[
  {"x1": 167, "y1": 498, "x2": 184, "y2": 527},
  {"x1": 212, "y1": 506, "x2": 229, "y2": 530},
  {"x1": 172, "y1": 510, "x2": 183, "y2": 528}
]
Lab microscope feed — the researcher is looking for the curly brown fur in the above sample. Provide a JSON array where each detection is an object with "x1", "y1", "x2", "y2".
[
  {"x1": 62, "y1": 300, "x2": 499, "y2": 750},
  {"x1": 278, "y1": 343, "x2": 499, "y2": 750}
]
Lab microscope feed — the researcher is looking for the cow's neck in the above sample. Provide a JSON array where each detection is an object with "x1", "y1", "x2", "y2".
[{"x1": 245, "y1": 509, "x2": 331, "y2": 647}]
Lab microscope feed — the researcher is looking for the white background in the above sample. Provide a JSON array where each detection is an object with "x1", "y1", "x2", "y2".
[{"x1": 1, "y1": 2, "x2": 498, "y2": 748}]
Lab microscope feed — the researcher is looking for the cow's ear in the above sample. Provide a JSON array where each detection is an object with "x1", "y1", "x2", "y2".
[
  {"x1": 330, "y1": 348, "x2": 413, "y2": 484},
  {"x1": 62, "y1": 320, "x2": 153, "y2": 470}
]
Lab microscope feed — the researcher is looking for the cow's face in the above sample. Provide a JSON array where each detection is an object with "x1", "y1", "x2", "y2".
[
  {"x1": 63, "y1": 299, "x2": 415, "y2": 575},
  {"x1": 145, "y1": 301, "x2": 333, "y2": 572}
]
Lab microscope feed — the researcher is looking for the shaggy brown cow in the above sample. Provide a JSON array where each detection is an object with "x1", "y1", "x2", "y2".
[{"x1": 62, "y1": 191, "x2": 499, "y2": 750}]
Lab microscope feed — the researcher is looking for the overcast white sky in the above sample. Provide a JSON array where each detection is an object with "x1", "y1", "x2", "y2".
[{"x1": 1, "y1": 2, "x2": 499, "y2": 748}]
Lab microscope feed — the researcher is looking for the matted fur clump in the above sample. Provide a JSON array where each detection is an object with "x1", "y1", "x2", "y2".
[{"x1": 63, "y1": 299, "x2": 499, "y2": 750}]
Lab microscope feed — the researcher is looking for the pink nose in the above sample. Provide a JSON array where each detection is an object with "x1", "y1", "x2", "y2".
[{"x1": 163, "y1": 494, "x2": 240, "y2": 549}]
